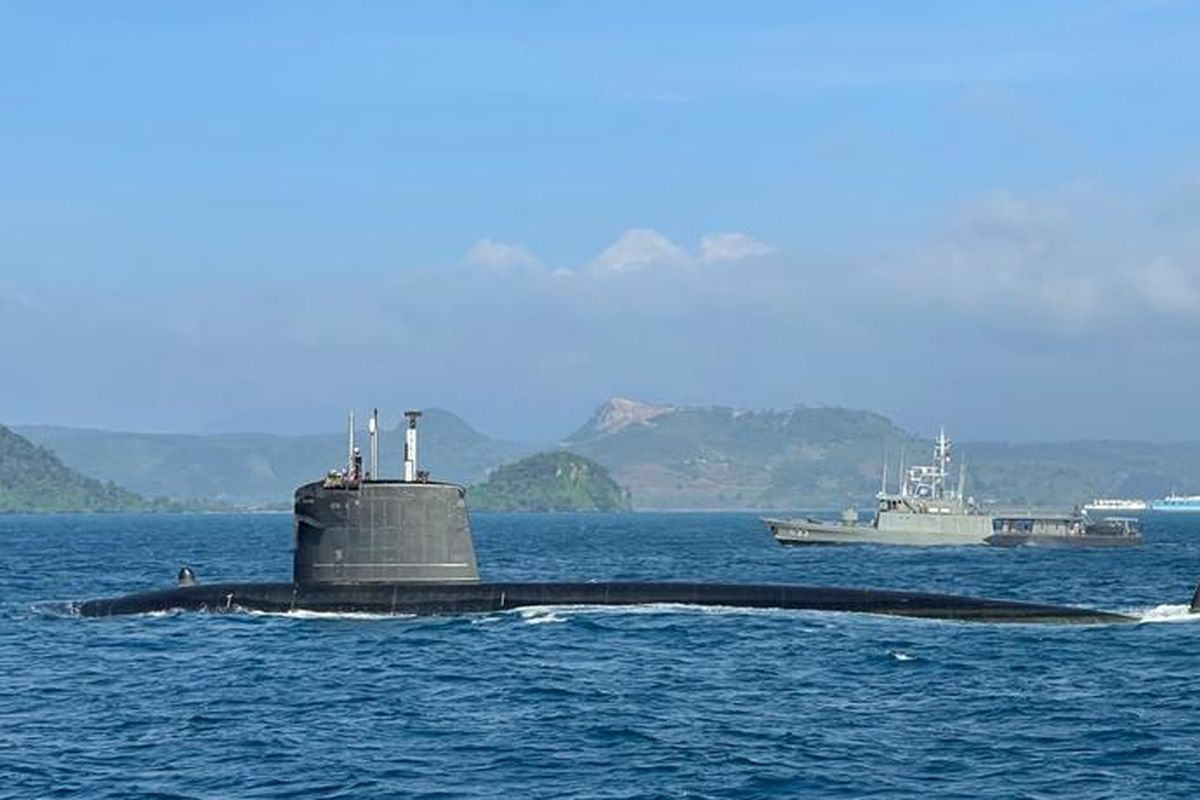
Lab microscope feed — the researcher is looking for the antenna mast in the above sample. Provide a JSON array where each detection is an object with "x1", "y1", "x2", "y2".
[
  {"x1": 880, "y1": 443, "x2": 889, "y2": 495},
  {"x1": 934, "y1": 426, "x2": 951, "y2": 499},
  {"x1": 347, "y1": 412, "x2": 355, "y2": 477},
  {"x1": 403, "y1": 410, "x2": 422, "y2": 482},
  {"x1": 368, "y1": 409, "x2": 378, "y2": 480}
]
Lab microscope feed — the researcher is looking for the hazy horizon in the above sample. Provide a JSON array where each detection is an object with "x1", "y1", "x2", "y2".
[
  {"x1": 4, "y1": 2, "x2": 1200, "y2": 443},
  {"x1": 9, "y1": 395, "x2": 1200, "y2": 447}
]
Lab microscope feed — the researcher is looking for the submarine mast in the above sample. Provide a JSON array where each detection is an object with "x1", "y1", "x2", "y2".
[
  {"x1": 404, "y1": 410, "x2": 421, "y2": 482},
  {"x1": 368, "y1": 408, "x2": 378, "y2": 479}
]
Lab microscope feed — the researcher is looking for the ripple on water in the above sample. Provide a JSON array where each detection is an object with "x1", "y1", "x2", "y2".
[{"x1": 3, "y1": 512, "x2": 1200, "y2": 798}]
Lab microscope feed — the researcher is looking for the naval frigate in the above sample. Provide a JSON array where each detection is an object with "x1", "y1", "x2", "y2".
[{"x1": 762, "y1": 430, "x2": 995, "y2": 547}]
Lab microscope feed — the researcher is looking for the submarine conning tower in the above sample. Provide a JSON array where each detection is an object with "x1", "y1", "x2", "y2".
[{"x1": 292, "y1": 409, "x2": 480, "y2": 585}]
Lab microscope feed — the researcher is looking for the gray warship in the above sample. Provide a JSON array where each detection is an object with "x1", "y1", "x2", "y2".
[
  {"x1": 763, "y1": 430, "x2": 992, "y2": 546},
  {"x1": 762, "y1": 430, "x2": 1141, "y2": 548}
]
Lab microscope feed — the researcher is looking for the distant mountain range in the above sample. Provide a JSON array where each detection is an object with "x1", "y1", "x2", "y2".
[
  {"x1": 562, "y1": 399, "x2": 916, "y2": 509},
  {"x1": 1, "y1": 424, "x2": 154, "y2": 512},
  {"x1": 15, "y1": 409, "x2": 530, "y2": 506},
  {"x1": 11, "y1": 398, "x2": 1200, "y2": 510}
]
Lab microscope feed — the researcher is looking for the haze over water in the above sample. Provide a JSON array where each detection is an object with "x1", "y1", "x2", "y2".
[{"x1": 4, "y1": 512, "x2": 1200, "y2": 798}]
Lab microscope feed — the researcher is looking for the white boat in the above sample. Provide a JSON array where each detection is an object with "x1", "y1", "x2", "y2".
[
  {"x1": 1082, "y1": 498, "x2": 1148, "y2": 513},
  {"x1": 1151, "y1": 495, "x2": 1200, "y2": 513}
]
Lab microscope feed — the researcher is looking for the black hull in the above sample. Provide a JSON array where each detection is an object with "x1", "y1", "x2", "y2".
[{"x1": 76, "y1": 580, "x2": 1135, "y2": 625}]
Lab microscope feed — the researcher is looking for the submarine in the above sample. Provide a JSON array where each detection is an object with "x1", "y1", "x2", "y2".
[{"x1": 77, "y1": 410, "x2": 1196, "y2": 624}]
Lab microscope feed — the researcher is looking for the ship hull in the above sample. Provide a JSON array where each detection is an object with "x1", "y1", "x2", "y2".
[
  {"x1": 75, "y1": 580, "x2": 1133, "y2": 625},
  {"x1": 762, "y1": 517, "x2": 990, "y2": 547},
  {"x1": 984, "y1": 533, "x2": 1142, "y2": 548}
]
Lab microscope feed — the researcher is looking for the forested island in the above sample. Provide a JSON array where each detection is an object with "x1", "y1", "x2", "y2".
[{"x1": 470, "y1": 451, "x2": 632, "y2": 512}]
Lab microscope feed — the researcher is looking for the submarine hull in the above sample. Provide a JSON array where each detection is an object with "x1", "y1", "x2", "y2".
[{"x1": 76, "y1": 580, "x2": 1135, "y2": 624}]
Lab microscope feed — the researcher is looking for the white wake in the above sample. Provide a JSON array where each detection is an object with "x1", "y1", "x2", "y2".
[{"x1": 1134, "y1": 604, "x2": 1200, "y2": 624}]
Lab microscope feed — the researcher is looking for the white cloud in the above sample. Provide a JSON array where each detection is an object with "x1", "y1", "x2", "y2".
[
  {"x1": 700, "y1": 232, "x2": 774, "y2": 262},
  {"x1": 588, "y1": 228, "x2": 773, "y2": 273},
  {"x1": 464, "y1": 238, "x2": 538, "y2": 270},
  {"x1": 590, "y1": 228, "x2": 689, "y2": 273},
  {"x1": 874, "y1": 184, "x2": 1200, "y2": 336},
  {"x1": 459, "y1": 228, "x2": 775, "y2": 279},
  {"x1": 1135, "y1": 257, "x2": 1200, "y2": 314}
]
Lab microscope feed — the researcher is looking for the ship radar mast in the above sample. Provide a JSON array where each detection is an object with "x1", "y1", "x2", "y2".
[
  {"x1": 900, "y1": 426, "x2": 954, "y2": 501},
  {"x1": 934, "y1": 426, "x2": 951, "y2": 500}
]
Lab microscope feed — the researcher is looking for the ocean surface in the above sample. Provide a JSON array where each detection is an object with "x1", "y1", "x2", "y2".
[{"x1": 3, "y1": 511, "x2": 1200, "y2": 799}]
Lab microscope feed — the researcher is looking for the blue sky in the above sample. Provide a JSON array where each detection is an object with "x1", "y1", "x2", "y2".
[{"x1": 3, "y1": 2, "x2": 1200, "y2": 440}]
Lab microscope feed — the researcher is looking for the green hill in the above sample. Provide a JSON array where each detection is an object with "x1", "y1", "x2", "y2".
[
  {"x1": 470, "y1": 451, "x2": 632, "y2": 512},
  {"x1": 564, "y1": 398, "x2": 917, "y2": 509},
  {"x1": 564, "y1": 398, "x2": 1200, "y2": 510},
  {"x1": 0, "y1": 424, "x2": 153, "y2": 512}
]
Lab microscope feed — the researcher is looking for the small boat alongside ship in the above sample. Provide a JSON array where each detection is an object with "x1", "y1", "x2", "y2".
[
  {"x1": 985, "y1": 514, "x2": 1141, "y2": 548},
  {"x1": 762, "y1": 430, "x2": 1143, "y2": 548}
]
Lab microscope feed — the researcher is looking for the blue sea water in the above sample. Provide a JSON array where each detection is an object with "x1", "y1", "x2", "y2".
[{"x1": 2, "y1": 512, "x2": 1200, "y2": 799}]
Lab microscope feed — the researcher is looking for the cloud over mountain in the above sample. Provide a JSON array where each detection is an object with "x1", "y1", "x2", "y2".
[
  {"x1": 590, "y1": 228, "x2": 690, "y2": 273},
  {"x1": 699, "y1": 232, "x2": 774, "y2": 262},
  {"x1": 589, "y1": 228, "x2": 773, "y2": 273},
  {"x1": 464, "y1": 238, "x2": 539, "y2": 270}
]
